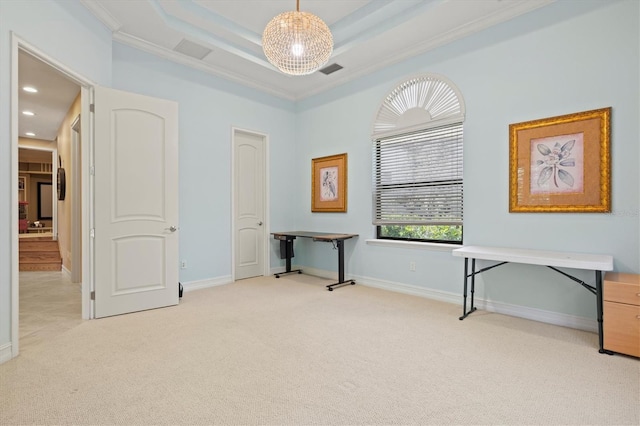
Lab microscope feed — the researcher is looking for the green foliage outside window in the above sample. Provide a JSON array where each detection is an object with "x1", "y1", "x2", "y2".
[{"x1": 379, "y1": 225, "x2": 462, "y2": 243}]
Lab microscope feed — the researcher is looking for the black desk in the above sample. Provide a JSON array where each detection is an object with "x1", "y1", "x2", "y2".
[{"x1": 272, "y1": 231, "x2": 358, "y2": 291}]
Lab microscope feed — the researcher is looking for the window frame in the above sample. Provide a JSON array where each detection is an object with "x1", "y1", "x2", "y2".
[{"x1": 370, "y1": 74, "x2": 465, "y2": 244}]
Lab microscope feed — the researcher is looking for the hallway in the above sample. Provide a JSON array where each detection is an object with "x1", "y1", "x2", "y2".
[{"x1": 19, "y1": 271, "x2": 82, "y2": 352}]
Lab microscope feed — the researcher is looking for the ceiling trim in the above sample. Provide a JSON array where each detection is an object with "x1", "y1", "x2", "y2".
[
  {"x1": 163, "y1": 0, "x2": 262, "y2": 45},
  {"x1": 112, "y1": 32, "x2": 296, "y2": 101},
  {"x1": 149, "y1": 0, "x2": 272, "y2": 69},
  {"x1": 84, "y1": 0, "x2": 558, "y2": 102},
  {"x1": 80, "y1": 0, "x2": 123, "y2": 32},
  {"x1": 292, "y1": 0, "x2": 556, "y2": 100},
  {"x1": 331, "y1": 0, "x2": 441, "y2": 55}
]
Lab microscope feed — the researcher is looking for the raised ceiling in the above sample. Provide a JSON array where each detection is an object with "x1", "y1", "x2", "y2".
[
  {"x1": 81, "y1": 0, "x2": 556, "y2": 101},
  {"x1": 19, "y1": 0, "x2": 557, "y2": 142}
]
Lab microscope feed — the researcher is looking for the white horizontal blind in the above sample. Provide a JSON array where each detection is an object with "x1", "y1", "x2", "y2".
[{"x1": 373, "y1": 123, "x2": 463, "y2": 226}]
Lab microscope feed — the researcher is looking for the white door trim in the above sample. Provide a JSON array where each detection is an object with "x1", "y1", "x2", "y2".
[
  {"x1": 230, "y1": 127, "x2": 270, "y2": 281},
  {"x1": 10, "y1": 33, "x2": 96, "y2": 358},
  {"x1": 70, "y1": 115, "x2": 81, "y2": 284}
]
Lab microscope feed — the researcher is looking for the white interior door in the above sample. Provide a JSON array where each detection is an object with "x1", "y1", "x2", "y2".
[
  {"x1": 234, "y1": 129, "x2": 265, "y2": 280},
  {"x1": 93, "y1": 86, "x2": 179, "y2": 318}
]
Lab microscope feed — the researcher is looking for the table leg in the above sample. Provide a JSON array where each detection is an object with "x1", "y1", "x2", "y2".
[
  {"x1": 459, "y1": 258, "x2": 469, "y2": 320},
  {"x1": 285, "y1": 239, "x2": 293, "y2": 272},
  {"x1": 274, "y1": 237, "x2": 302, "y2": 278},
  {"x1": 459, "y1": 258, "x2": 478, "y2": 320},
  {"x1": 596, "y1": 270, "x2": 613, "y2": 355},
  {"x1": 470, "y1": 258, "x2": 476, "y2": 313},
  {"x1": 326, "y1": 239, "x2": 355, "y2": 291}
]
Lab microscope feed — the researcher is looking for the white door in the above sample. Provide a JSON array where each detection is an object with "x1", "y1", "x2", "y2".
[
  {"x1": 94, "y1": 86, "x2": 179, "y2": 318},
  {"x1": 234, "y1": 130, "x2": 265, "y2": 280}
]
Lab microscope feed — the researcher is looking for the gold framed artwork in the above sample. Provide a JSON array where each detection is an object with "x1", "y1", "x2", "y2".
[
  {"x1": 312, "y1": 153, "x2": 347, "y2": 212},
  {"x1": 509, "y1": 107, "x2": 611, "y2": 213}
]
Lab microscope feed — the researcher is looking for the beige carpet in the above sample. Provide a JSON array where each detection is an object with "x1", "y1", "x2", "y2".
[{"x1": 1, "y1": 274, "x2": 638, "y2": 425}]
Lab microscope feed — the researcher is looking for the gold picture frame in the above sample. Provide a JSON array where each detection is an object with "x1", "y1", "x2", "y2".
[
  {"x1": 509, "y1": 107, "x2": 611, "y2": 213},
  {"x1": 312, "y1": 153, "x2": 347, "y2": 212}
]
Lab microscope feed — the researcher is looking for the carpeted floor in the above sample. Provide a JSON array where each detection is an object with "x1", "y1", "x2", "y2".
[{"x1": 1, "y1": 273, "x2": 639, "y2": 425}]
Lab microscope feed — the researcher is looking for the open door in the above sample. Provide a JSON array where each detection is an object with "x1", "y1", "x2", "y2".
[{"x1": 93, "y1": 86, "x2": 179, "y2": 318}]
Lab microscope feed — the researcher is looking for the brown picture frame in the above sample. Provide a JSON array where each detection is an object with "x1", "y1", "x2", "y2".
[
  {"x1": 509, "y1": 107, "x2": 611, "y2": 213},
  {"x1": 312, "y1": 153, "x2": 347, "y2": 212}
]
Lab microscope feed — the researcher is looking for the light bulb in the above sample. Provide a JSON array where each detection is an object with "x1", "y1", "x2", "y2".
[{"x1": 292, "y1": 44, "x2": 304, "y2": 56}]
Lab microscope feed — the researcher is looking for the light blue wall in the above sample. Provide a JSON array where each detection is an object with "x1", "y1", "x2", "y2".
[
  {"x1": 0, "y1": 0, "x2": 112, "y2": 351},
  {"x1": 293, "y1": 0, "x2": 639, "y2": 319},
  {"x1": 112, "y1": 44, "x2": 297, "y2": 283}
]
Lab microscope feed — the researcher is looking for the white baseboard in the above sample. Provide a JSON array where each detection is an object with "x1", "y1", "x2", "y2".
[
  {"x1": 358, "y1": 275, "x2": 462, "y2": 305},
  {"x1": 477, "y1": 298, "x2": 597, "y2": 333},
  {"x1": 61, "y1": 265, "x2": 71, "y2": 277},
  {"x1": 270, "y1": 265, "x2": 305, "y2": 276},
  {"x1": 201, "y1": 267, "x2": 598, "y2": 333},
  {"x1": 356, "y1": 273, "x2": 597, "y2": 333},
  {"x1": 181, "y1": 276, "x2": 232, "y2": 292},
  {"x1": 0, "y1": 342, "x2": 13, "y2": 365},
  {"x1": 271, "y1": 265, "x2": 330, "y2": 279},
  {"x1": 275, "y1": 266, "x2": 598, "y2": 333}
]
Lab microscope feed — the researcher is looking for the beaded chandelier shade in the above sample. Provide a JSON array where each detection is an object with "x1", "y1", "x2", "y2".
[{"x1": 262, "y1": 0, "x2": 333, "y2": 76}]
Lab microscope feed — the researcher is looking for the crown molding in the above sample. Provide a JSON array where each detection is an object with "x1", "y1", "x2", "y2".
[
  {"x1": 80, "y1": 0, "x2": 123, "y2": 32},
  {"x1": 112, "y1": 32, "x2": 296, "y2": 102},
  {"x1": 294, "y1": 0, "x2": 556, "y2": 100}
]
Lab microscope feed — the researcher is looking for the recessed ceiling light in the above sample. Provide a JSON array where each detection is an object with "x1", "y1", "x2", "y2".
[
  {"x1": 25, "y1": 132, "x2": 36, "y2": 137},
  {"x1": 22, "y1": 110, "x2": 35, "y2": 116},
  {"x1": 23, "y1": 86, "x2": 38, "y2": 93}
]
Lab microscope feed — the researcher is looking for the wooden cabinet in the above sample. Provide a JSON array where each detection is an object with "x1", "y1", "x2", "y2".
[{"x1": 604, "y1": 273, "x2": 640, "y2": 357}]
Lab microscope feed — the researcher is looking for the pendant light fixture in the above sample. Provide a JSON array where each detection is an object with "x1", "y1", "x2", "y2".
[{"x1": 262, "y1": 0, "x2": 333, "y2": 76}]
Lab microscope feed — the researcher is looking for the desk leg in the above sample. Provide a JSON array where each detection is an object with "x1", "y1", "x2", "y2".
[
  {"x1": 285, "y1": 239, "x2": 293, "y2": 272},
  {"x1": 274, "y1": 238, "x2": 302, "y2": 278},
  {"x1": 326, "y1": 239, "x2": 355, "y2": 291},
  {"x1": 459, "y1": 258, "x2": 477, "y2": 320}
]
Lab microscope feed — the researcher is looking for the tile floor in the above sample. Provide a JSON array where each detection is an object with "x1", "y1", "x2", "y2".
[{"x1": 19, "y1": 271, "x2": 83, "y2": 352}]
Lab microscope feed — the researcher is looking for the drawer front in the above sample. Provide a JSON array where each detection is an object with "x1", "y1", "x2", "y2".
[
  {"x1": 604, "y1": 281, "x2": 640, "y2": 306},
  {"x1": 604, "y1": 301, "x2": 640, "y2": 358}
]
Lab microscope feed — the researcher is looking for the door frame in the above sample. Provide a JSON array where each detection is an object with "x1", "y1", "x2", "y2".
[
  {"x1": 70, "y1": 115, "x2": 82, "y2": 284},
  {"x1": 230, "y1": 127, "x2": 270, "y2": 281},
  {"x1": 10, "y1": 34, "x2": 95, "y2": 358}
]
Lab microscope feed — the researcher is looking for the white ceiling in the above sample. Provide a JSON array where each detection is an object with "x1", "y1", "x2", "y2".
[
  {"x1": 19, "y1": 0, "x2": 556, "y2": 142},
  {"x1": 82, "y1": 0, "x2": 556, "y2": 101},
  {"x1": 18, "y1": 50, "x2": 81, "y2": 142}
]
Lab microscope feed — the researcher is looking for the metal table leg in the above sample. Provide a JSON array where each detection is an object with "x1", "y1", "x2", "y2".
[{"x1": 326, "y1": 239, "x2": 355, "y2": 291}]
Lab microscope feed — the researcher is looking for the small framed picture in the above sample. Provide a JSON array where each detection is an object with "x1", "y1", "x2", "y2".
[{"x1": 311, "y1": 153, "x2": 347, "y2": 212}]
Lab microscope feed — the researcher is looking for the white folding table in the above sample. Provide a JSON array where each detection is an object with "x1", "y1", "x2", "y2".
[{"x1": 452, "y1": 246, "x2": 614, "y2": 353}]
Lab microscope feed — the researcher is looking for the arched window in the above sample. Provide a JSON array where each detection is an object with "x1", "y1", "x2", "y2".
[{"x1": 372, "y1": 74, "x2": 465, "y2": 243}]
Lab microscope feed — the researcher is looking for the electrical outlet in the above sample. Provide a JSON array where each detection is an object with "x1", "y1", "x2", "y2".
[
  {"x1": 409, "y1": 261, "x2": 416, "y2": 272},
  {"x1": 180, "y1": 260, "x2": 187, "y2": 269}
]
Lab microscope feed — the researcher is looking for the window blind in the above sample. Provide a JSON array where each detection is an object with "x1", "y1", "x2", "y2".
[{"x1": 373, "y1": 123, "x2": 463, "y2": 226}]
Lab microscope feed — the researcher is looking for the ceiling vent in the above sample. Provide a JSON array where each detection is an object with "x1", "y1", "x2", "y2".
[
  {"x1": 174, "y1": 39, "x2": 212, "y2": 60},
  {"x1": 319, "y1": 63, "x2": 343, "y2": 75}
]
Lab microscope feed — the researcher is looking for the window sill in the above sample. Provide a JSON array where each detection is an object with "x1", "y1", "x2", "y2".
[{"x1": 365, "y1": 239, "x2": 461, "y2": 252}]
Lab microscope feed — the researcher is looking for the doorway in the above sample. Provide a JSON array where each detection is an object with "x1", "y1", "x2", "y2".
[
  {"x1": 12, "y1": 39, "x2": 90, "y2": 357},
  {"x1": 12, "y1": 36, "x2": 180, "y2": 358}
]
